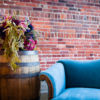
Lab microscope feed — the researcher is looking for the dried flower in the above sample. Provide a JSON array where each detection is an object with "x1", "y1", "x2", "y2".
[{"x1": 0, "y1": 15, "x2": 39, "y2": 70}]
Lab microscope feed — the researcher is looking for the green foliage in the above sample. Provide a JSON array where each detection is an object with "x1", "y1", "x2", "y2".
[{"x1": 3, "y1": 20, "x2": 24, "y2": 70}]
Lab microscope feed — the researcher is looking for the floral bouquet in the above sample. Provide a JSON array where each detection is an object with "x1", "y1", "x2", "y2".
[{"x1": 0, "y1": 15, "x2": 38, "y2": 70}]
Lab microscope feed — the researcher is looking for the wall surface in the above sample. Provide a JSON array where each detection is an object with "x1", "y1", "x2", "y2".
[{"x1": 1, "y1": 0, "x2": 100, "y2": 70}]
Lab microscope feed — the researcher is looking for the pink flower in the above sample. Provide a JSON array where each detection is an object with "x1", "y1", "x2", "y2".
[
  {"x1": 4, "y1": 16, "x2": 12, "y2": 20},
  {"x1": 34, "y1": 40, "x2": 37, "y2": 44},
  {"x1": 24, "y1": 39, "x2": 36, "y2": 50},
  {"x1": 19, "y1": 21, "x2": 27, "y2": 32}
]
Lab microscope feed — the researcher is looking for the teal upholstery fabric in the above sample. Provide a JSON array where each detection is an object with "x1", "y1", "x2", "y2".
[
  {"x1": 52, "y1": 88, "x2": 100, "y2": 100},
  {"x1": 40, "y1": 63, "x2": 66, "y2": 97},
  {"x1": 40, "y1": 59, "x2": 100, "y2": 100},
  {"x1": 58, "y1": 59, "x2": 100, "y2": 89}
]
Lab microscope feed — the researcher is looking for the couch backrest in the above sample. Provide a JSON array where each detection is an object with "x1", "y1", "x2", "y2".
[{"x1": 57, "y1": 59, "x2": 100, "y2": 89}]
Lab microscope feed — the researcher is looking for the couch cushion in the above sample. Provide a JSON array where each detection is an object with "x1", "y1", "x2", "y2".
[
  {"x1": 52, "y1": 88, "x2": 100, "y2": 100},
  {"x1": 58, "y1": 59, "x2": 100, "y2": 88}
]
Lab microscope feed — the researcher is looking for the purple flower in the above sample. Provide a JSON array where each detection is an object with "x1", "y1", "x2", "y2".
[
  {"x1": 25, "y1": 24, "x2": 34, "y2": 33},
  {"x1": 12, "y1": 18, "x2": 20, "y2": 25}
]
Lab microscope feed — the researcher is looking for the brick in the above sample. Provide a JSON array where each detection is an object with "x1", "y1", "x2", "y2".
[
  {"x1": 0, "y1": 1, "x2": 3, "y2": 4},
  {"x1": 4, "y1": 1, "x2": 15, "y2": 5},
  {"x1": 90, "y1": 31, "x2": 97, "y2": 34},
  {"x1": 33, "y1": 7, "x2": 42, "y2": 11},
  {"x1": 1, "y1": 0, "x2": 100, "y2": 70},
  {"x1": 86, "y1": 57, "x2": 94, "y2": 60},
  {"x1": 59, "y1": 0, "x2": 67, "y2": 3},
  {"x1": 66, "y1": 3, "x2": 74, "y2": 7},
  {"x1": 60, "y1": 14, "x2": 66, "y2": 19},
  {"x1": 66, "y1": 45, "x2": 74, "y2": 48},
  {"x1": 20, "y1": 0, "x2": 31, "y2": 2}
]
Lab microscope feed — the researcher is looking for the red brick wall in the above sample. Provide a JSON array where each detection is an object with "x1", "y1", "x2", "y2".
[{"x1": 1, "y1": 0, "x2": 100, "y2": 70}]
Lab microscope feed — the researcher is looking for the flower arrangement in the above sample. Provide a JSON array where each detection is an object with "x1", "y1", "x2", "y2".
[{"x1": 0, "y1": 15, "x2": 38, "y2": 70}]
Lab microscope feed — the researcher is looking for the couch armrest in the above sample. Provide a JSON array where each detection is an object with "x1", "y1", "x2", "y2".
[
  {"x1": 40, "y1": 63, "x2": 66, "y2": 100},
  {"x1": 40, "y1": 74, "x2": 53, "y2": 100}
]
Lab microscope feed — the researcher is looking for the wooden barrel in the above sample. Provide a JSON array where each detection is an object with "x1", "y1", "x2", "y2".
[{"x1": 0, "y1": 50, "x2": 40, "y2": 100}]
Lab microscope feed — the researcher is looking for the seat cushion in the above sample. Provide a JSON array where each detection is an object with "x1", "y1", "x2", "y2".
[
  {"x1": 52, "y1": 88, "x2": 100, "y2": 100},
  {"x1": 57, "y1": 59, "x2": 100, "y2": 88}
]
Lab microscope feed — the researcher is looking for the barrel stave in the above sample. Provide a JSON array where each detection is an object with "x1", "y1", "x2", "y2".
[{"x1": 0, "y1": 51, "x2": 40, "y2": 100}]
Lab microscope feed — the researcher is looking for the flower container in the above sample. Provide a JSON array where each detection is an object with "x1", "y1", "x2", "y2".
[{"x1": 0, "y1": 50, "x2": 40, "y2": 100}]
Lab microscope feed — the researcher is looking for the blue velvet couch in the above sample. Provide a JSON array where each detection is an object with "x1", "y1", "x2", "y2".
[{"x1": 40, "y1": 59, "x2": 100, "y2": 100}]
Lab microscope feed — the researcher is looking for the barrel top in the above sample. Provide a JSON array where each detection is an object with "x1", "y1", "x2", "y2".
[
  {"x1": 0, "y1": 50, "x2": 38, "y2": 55},
  {"x1": 18, "y1": 50, "x2": 38, "y2": 55}
]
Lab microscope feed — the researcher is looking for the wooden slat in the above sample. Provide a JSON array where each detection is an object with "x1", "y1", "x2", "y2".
[
  {"x1": 19, "y1": 55, "x2": 39, "y2": 62},
  {"x1": 0, "y1": 51, "x2": 40, "y2": 100}
]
